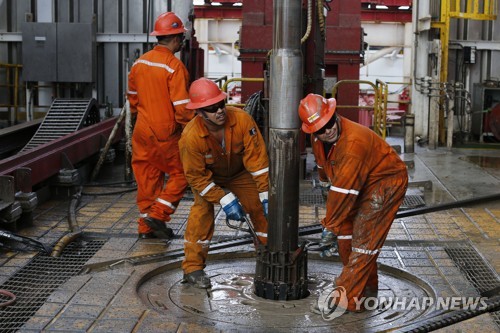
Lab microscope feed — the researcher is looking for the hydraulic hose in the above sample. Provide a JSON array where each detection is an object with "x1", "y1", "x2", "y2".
[
  {"x1": 51, "y1": 188, "x2": 83, "y2": 257},
  {"x1": 81, "y1": 187, "x2": 137, "y2": 196},
  {"x1": 398, "y1": 296, "x2": 500, "y2": 333}
]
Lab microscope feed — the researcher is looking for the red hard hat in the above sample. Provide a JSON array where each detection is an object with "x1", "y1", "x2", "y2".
[
  {"x1": 186, "y1": 78, "x2": 227, "y2": 110},
  {"x1": 298, "y1": 93, "x2": 337, "y2": 133},
  {"x1": 150, "y1": 12, "x2": 187, "y2": 36}
]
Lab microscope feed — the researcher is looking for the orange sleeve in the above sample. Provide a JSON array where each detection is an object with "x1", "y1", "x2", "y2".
[
  {"x1": 241, "y1": 113, "x2": 269, "y2": 192},
  {"x1": 311, "y1": 137, "x2": 329, "y2": 183},
  {"x1": 169, "y1": 62, "x2": 194, "y2": 126},
  {"x1": 323, "y1": 147, "x2": 369, "y2": 234},
  {"x1": 179, "y1": 130, "x2": 226, "y2": 204},
  {"x1": 127, "y1": 66, "x2": 138, "y2": 114}
]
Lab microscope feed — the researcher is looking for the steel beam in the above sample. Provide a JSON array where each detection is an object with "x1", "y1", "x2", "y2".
[{"x1": 0, "y1": 117, "x2": 121, "y2": 187}]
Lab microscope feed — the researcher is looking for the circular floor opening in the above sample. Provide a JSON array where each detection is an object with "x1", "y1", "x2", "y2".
[{"x1": 137, "y1": 256, "x2": 436, "y2": 331}]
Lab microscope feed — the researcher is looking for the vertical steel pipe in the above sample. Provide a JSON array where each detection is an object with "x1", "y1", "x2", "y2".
[
  {"x1": 254, "y1": 0, "x2": 308, "y2": 301},
  {"x1": 268, "y1": 0, "x2": 302, "y2": 253}
]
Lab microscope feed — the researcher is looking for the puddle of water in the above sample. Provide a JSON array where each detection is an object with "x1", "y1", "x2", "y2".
[{"x1": 461, "y1": 156, "x2": 500, "y2": 168}]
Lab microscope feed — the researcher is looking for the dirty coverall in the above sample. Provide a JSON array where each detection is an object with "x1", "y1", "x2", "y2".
[
  {"x1": 312, "y1": 116, "x2": 408, "y2": 311},
  {"x1": 128, "y1": 45, "x2": 194, "y2": 234},
  {"x1": 179, "y1": 107, "x2": 269, "y2": 275}
]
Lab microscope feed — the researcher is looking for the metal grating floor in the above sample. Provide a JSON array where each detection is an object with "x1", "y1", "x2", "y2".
[
  {"x1": 492, "y1": 311, "x2": 500, "y2": 327},
  {"x1": 400, "y1": 194, "x2": 426, "y2": 210},
  {"x1": 445, "y1": 246, "x2": 500, "y2": 294},
  {"x1": 299, "y1": 189, "x2": 324, "y2": 205},
  {"x1": 0, "y1": 239, "x2": 106, "y2": 333},
  {"x1": 445, "y1": 245, "x2": 500, "y2": 329}
]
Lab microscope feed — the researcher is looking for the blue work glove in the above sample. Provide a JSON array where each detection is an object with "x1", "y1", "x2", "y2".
[
  {"x1": 259, "y1": 191, "x2": 268, "y2": 217},
  {"x1": 319, "y1": 228, "x2": 338, "y2": 258},
  {"x1": 220, "y1": 192, "x2": 245, "y2": 221}
]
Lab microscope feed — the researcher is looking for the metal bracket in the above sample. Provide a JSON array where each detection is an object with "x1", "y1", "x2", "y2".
[
  {"x1": 0, "y1": 201, "x2": 22, "y2": 223},
  {"x1": 14, "y1": 168, "x2": 38, "y2": 213},
  {"x1": 408, "y1": 180, "x2": 433, "y2": 190},
  {"x1": 0, "y1": 175, "x2": 15, "y2": 212}
]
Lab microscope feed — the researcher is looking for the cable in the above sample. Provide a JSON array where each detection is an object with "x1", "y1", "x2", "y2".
[
  {"x1": 243, "y1": 91, "x2": 265, "y2": 134},
  {"x1": 81, "y1": 187, "x2": 137, "y2": 196},
  {"x1": 84, "y1": 180, "x2": 136, "y2": 187},
  {"x1": 51, "y1": 188, "x2": 83, "y2": 257}
]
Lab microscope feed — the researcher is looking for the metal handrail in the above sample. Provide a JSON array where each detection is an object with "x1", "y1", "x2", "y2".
[
  {"x1": 375, "y1": 79, "x2": 388, "y2": 139},
  {"x1": 0, "y1": 63, "x2": 23, "y2": 124},
  {"x1": 332, "y1": 79, "x2": 388, "y2": 139},
  {"x1": 221, "y1": 77, "x2": 265, "y2": 107}
]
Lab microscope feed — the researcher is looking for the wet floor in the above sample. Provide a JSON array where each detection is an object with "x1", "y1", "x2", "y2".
[
  {"x1": 0, "y1": 140, "x2": 499, "y2": 332},
  {"x1": 461, "y1": 155, "x2": 500, "y2": 169}
]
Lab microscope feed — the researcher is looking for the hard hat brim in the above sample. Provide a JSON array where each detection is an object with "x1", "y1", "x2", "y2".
[
  {"x1": 301, "y1": 98, "x2": 337, "y2": 134},
  {"x1": 150, "y1": 27, "x2": 187, "y2": 36},
  {"x1": 186, "y1": 91, "x2": 227, "y2": 110}
]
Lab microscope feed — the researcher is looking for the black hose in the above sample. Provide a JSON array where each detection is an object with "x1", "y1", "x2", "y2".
[
  {"x1": 396, "y1": 192, "x2": 500, "y2": 218},
  {"x1": 243, "y1": 90, "x2": 266, "y2": 134},
  {"x1": 398, "y1": 296, "x2": 500, "y2": 333},
  {"x1": 51, "y1": 187, "x2": 83, "y2": 257},
  {"x1": 81, "y1": 187, "x2": 137, "y2": 196},
  {"x1": 84, "y1": 180, "x2": 136, "y2": 187}
]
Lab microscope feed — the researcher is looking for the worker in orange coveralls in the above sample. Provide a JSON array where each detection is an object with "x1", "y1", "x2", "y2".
[
  {"x1": 127, "y1": 12, "x2": 194, "y2": 239},
  {"x1": 298, "y1": 93, "x2": 408, "y2": 313},
  {"x1": 179, "y1": 78, "x2": 269, "y2": 288}
]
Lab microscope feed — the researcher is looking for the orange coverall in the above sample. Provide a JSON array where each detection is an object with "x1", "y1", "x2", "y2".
[
  {"x1": 128, "y1": 45, "x2": 194, "y2": 234},
  {"x1": 179, "y1": 107, "x2": 269, "y2": 274},
  {"x1": 312, "y1": 116, "x2": 408, "y2": 311}
]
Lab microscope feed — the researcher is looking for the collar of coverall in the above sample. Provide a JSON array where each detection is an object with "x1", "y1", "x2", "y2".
[
  {"x1": 196, "y1": 106, "x2": 237, "y2": 138},
  {"x1": 333, "y1": 115, "x2": 342, "y2": 143},
  {"x1": 152, "y1": 44, "x2": 175, "y2": 54}
]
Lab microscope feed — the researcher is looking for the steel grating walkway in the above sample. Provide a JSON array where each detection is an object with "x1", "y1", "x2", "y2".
[
  {"x1": 20, "y1": 98, "x2": 100, "y2": 153},
  {"x1": 445, "y1": 245, "x2": 500, "y2": 328},
  {"x1": 0, "y1": 240, "x2": 106, "y2": 332},
  {"x1": 445, "y1": 246, "x2": 500, "y2": 294}
]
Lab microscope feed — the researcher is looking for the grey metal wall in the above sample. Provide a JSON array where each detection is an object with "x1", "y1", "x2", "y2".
[{"x1": 0, "y1": 0, "x2": 178, "y2": 120}]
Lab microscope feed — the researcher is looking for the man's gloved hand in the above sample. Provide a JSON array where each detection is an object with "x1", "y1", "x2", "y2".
[
  {"x1": 259, "y1": 191, "x2": 268, "y2": 217},
  {"x1": 318, "y1": 180, "x2": 330, "y2": 201},
  {"x1": 220, "y1": 192, "x2": 245, "y2": 221},
  {"x1": 319, "y1": 228, "x2": 338, "y2": 258}
]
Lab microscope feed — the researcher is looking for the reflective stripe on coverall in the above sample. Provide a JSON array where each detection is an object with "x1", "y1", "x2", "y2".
[
  {"x1": 179, "y1": 107, "x2": 269, "y2": 274},
  {"x1": 312, "y1": 116, "x2": 408, "y2": 312},
  {"x1": 128, "y1": 45, "x2": 194, "y2": 234}
]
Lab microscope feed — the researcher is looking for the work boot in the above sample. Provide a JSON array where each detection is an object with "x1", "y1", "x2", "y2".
[
  {"x1": 144, "y1": 217, "x2": 174, "y2": 239},
  {"x1": 138, "y1": 232, "x2": 173, "y2": 240},
  {"x1": 182, "y1": 270, "x2": 212, "y2": 289},
  {"x1": 138, "y1": 232, "x2": 156, "y2": 239}
]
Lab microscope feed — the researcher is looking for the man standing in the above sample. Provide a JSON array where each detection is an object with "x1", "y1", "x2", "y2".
[
  {"x1": 128, "y1": 12, "x2": 194, "y2": 239},
  {"x1": 179, "y1": 78, "x2": 269, "y2": 288},
  {"x1": 298, "y1": 93, "x2": 408, "y2": 312}
]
